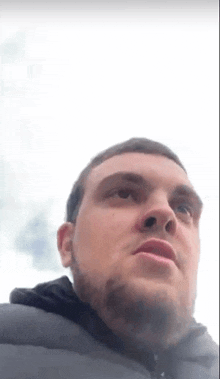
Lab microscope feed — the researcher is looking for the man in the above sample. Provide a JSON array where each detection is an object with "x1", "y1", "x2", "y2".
[{"x1": 0, "y1": 138, "x2": 218, "y2": 378}]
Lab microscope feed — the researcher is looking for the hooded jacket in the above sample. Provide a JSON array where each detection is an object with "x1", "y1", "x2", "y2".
[{"x1": 0, "y1": 276, "x2": 218, "y2": 379}]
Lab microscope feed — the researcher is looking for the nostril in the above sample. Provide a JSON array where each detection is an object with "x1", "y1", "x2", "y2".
[
  {"x1": 165, "y1": 220, "x2": 173, "y2": 232},
  {"x1": 144, "y1": 217, "x2": 156, "y2": 228}
]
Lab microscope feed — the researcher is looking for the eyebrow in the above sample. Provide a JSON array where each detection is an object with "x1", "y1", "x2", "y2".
[
  {"x1": 95, "y1": 172, "x2": 150, "y2": 193},
  {"x1": 94, "y1": 171, "x2": 203, "y2": 208}
]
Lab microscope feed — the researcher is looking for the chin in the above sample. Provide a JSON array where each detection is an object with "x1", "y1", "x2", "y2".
[
  {"x1": 99, "y1": 275, "x2": 194, "y2": 352},
  {"x1": 73, "y1": 265, "x2": 194, "y2": 352}
]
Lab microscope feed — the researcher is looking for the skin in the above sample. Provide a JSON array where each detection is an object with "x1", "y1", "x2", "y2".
[{"x1": 57, "y1": 153, "x2": 202, "y2": 355}]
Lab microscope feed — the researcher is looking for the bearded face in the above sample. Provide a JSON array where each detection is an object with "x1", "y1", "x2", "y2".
[{"x1": 58, "y1": 153, "x2": 202, "y2": 352}]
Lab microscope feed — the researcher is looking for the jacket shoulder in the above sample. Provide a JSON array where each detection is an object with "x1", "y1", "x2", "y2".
[
  {"x1": 0, "y1": 303, "x2": 97, "y2": 352},
  {"x1": 0, "y1": 304, "x2": 151, "y2": 379}
]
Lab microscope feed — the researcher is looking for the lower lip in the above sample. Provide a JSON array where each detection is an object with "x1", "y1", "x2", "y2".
[{"x1": 135, "y1": 252, "x2": 174, "y2": 266}]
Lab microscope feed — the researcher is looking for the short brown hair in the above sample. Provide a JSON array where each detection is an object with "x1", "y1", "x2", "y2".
[{"x1": 66, "y1": 137, "x2": 186, "y2": 223}]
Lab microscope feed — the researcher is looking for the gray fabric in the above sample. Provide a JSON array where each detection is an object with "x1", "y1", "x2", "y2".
[
  {"x1": 0, "y1": 276, "x2": 219, "y2": 379},
  {"x1": 0, "y1": 304, "x2": 153, "y2": 379},
  {"x1": 0, "y1": 304, "x2": 218, "y2": 379}
]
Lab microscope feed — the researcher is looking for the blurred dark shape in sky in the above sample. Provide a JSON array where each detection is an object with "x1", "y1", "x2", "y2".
[{"x1": 15, "y1": 211, "x2": 60, "y2": 271}]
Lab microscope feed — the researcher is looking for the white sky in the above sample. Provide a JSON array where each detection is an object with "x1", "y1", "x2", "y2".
[{"x1": 0, "y1": 3, "x2": 219, "y2": 344}]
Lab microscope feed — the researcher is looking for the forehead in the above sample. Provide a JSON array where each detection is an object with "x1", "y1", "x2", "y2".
[{"x1": 85, "y1": 153, "x2": 192, "y2": 191}]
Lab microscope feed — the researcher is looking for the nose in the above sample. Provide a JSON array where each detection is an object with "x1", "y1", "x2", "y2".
[{"x1": 138, "y1": 195, "x2": 177, "y2": 235}]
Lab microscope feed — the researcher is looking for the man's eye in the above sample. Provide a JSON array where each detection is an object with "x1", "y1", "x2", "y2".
[
  {"x1": 176, "y1": 204, "x2": 192, "y2": 216},
  {"x1": 117, "y1": 189, "x2": 132, "y2": 199},
  {"x1": 108, "y1": 188, "x2": 137, "y2": 200}
]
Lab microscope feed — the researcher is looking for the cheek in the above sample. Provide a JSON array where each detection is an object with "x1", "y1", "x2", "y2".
[
  {"x1": 189, "y1": 231, "x2": 200, "y2": 267},
  {"x1": 182, "y1": 229, "x2": 200, "y2": 289},
  {"x1": 72, "y1": 208, "x2": 131, "y2": 266},
  {"x1": 176, "y1": 224, "x2": 200, "y2": 271}
]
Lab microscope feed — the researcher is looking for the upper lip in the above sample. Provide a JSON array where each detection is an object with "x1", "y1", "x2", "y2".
[{"x1": 133, "y1": 238, "x2": 176, "y2": 263}]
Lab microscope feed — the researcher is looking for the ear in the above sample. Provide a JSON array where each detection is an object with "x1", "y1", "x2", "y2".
[{"x1": 57, "y1": 222, "x2": 75, "y2": 268}]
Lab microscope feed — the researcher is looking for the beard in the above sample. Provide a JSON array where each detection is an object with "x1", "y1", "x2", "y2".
[{"x1": 71, "y1": 257, "x2": 196, "y2": 354}]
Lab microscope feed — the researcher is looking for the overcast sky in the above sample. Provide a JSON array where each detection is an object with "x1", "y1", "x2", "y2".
[{"x1": 0, "y1": 1, "x2": 219, "y2": 344}]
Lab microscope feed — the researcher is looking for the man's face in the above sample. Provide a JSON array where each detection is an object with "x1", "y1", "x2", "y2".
[{"x1": 58, "y1": 153, "x2": 202, "y2": 350}]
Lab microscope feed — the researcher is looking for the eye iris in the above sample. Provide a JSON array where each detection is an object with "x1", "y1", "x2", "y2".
[
  {"x1": 118, "y1": 190, "x2": 130, "y2": 199},
  {"x1": 178, "y1": 205, "x2": 189, "y2": 214}
]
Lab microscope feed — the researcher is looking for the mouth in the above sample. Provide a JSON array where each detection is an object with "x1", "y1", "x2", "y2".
[{"x1": 133, "y1": 238, "x2": 176, "y2": 264}]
